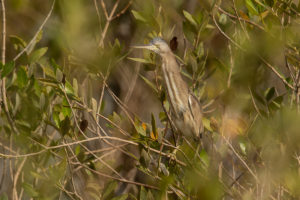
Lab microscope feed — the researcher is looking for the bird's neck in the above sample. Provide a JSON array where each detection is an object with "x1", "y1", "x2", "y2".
[
  {"x1": 161, "y1": 52, "x2": 189, "y2": 114},
  {"x1": 161, "y1": 52, "x2": 180, "y2": 73}
]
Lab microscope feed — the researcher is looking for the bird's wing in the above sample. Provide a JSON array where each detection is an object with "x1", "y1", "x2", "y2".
[
  {"x1": 188, "y1": 92, "x2": 203, "y2": 118},
  {"x1": 189, "y1": 92, "x2": 205, "y2": 136}
]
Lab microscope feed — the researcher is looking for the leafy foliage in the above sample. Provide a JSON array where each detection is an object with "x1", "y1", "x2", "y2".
[{"x1": 1, "y1": 0, "x2": 300, "y2": 199}]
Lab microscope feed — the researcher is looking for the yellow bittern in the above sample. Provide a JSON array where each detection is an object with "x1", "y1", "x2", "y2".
[{"x1": 133, "y1": 37, "x2": 203, "y2": 142}]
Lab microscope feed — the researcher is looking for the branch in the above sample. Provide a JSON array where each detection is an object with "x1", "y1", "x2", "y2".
[
  {"x1": 0, "y1": 0, "x2": 5, "y2": 63},
  {"x1": 98, "y1": 0, "x2": 132, "y2": 47},
  {"x1": 0, "y1": 0, "x2": 19, "y2": 134},
  {"x1": 212, "y1": 13, "x2": 294, "y2": 90},
  {"x1": 13, "y1": 0, "x2": 56, "y2": 62},
  {"x1": 12, "y1": 158, "x2": 27, "y2": 200}
]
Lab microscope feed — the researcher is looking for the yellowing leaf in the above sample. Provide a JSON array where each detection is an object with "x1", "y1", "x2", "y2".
[
  {"x1": 139, "y1": 74, "x2": 158, "y2": 93},
  {"x1": 183, "y1": 10, "x2": 198, "y2": 27},
  {"x1": 239, "y1": 10, "x2": 250, "y2": 20},
  {"x1": 260, "y1": 10, "x2": 269, "y2": 19},
  {"x1": 142, "y1": 123, "x2": 147, "y2": 131},
  {"x1": 132, "y1": 10, "x2": 147, "y2": 22},
  {"x1": 128, "y1": 57, "x2": 152, "y2": 64},
  {"x1": 202, "y1": 117, "x2": 213, "y2": 132},
  {"x1": 150, "y1": 132, "x2": 157, "y2": 140}
]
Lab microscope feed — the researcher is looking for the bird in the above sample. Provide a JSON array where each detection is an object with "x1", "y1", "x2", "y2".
[{"x1": 133, "y1": 37, "x2": 204, "y2": 142}]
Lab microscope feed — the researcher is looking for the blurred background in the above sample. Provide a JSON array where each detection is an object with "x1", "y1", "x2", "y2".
[{"x1": 0, "y1": 0, "x2": 300, "y2": 199}]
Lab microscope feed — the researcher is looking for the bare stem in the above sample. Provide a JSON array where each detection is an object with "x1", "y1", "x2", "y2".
[{"x1": 98, "y1": 0, "x2": 120, "y2": 47}]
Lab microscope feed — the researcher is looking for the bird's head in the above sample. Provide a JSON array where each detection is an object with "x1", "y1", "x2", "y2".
[{"x1": 132, "y1": 37, "x2": 171, "y2": 55}]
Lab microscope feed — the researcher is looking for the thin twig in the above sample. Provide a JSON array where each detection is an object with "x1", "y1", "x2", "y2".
[
  {"x1": 12, "y1": 158, "x2": 27, "y2": 200},
  {"x1": 0, "y1": 0, "x2": 5, "y2": 63},
  {"x1": 98, "y1": 0, "x2": 120, "y2": 47},
  {"x1": 222, "y1": 135, "x2": 259, "y2": 182},
  {"x1": 249, "y1": 86, "x2": 262, "y2": 117},
  {"x1": 0, "y1": 0, "x2": 19, "y2": 134},
  {"x1": 93, "y1": 0, "x2": 102, "y2": 35},
  {"x1": 13, "y1": 0, "x2": 56, "y2": 61},
  {"x1": 80, "y1": 162, "x2": 160, "y2": 190},
  {"x1": 232, "y1": 0, "x2": 250, "y2": 39},
  {"x1": 63, "y1": 143, "x2": 84, "y2": 200},
  {"x1": 285, "y1": 56, "x2": 295, "y2": 83},
  {"x1": 98, "y1": 72, "x2": 137, "y2": 126},
  {"x1": 258, "y1": 55, "x2": 294, "y2": 90},
  {"x1": 227, "y1": 44, "x2": 234, "y2": 88},
  {"x1": 111, "y1": 0, "x2": 133, "y2": 20},
  {"x1": 212, "y1": 13, "x2": 294, "y2": 90},
  {"x1": 216, "y1": 5, "x2": 265, "y2": 31},
  {"x1": 124, "y1": 62, "x2": 140, "y2": 104},
  {"x1": 100, "y1": 0, "x2": 109, "y2": 20},
  {"x1": 1, "y1": 133, "x2": 187, "y2": 166}
]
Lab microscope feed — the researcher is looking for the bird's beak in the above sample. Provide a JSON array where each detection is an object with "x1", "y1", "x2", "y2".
[{"x1": 131, "y1": 44, "x2": 159, "y2": 52}]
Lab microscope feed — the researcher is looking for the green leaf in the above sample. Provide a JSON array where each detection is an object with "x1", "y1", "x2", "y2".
[
  {"x1": 22, "y1": 183, "x2": 39, "y2": 197},
  {"x1": 134, "y1": 122, "x2": 146, "y2": 136},
  {"x1": 265, "y1": 87, "x2": 275, "y2": 102},
  {"x1": 41, "y1": 64, "x2": 56, "y2": 78},
  {"x1": 102, "y1": 181, "x2": 118, "y2": 199},
  {"x1": 183, "y1": 10, "x2": 198, "y2": 27},
  {"x1": 245, "y1": 0, "x2": 259, "y2": 15},
  {"x1": 60, "y1": 116, "x2": 71, "y2": 136},
  {"x1": 56, "y1": 68, "x2": 63, "y2": 82},
  {"x1": 202, "y1": 117, "x2": 213, "y2": 131},
  {"x1": 140, "y1": 186, "x2": 147, "y2": 200},
  {"x1": 147, "y1": 190, "x2": 155, "y2": 200},
  {"x1": 269, "y1": 95, "x2": 283, "y2": 111},
  {"x1": 30, "y1": 171, "x2": 46, "y2": 180},
  {"x1": 1, "y1": 61, "x2": 15, "y2": 78},
  {"x1": 62, "y1": 98, "x2": 71, "y2": 117},
  {"x1": 28, "y1": 47, "x2": 48, "y2": 63},
  {"x1": 53, "y1": 112, "x2": 60, "y2": 128},
  {"x1": 9, "y1": 35, "x2": 27, "y2": 49},
  {"x1": 206, "y1": 24, "x2": 215, "y2": 29},
  {"x1": 128, "y1": 57, "x2": 153, "y2": 64},
  {"x1": 16, "y1": 66, "x2": 28, "y2": 88},
  {"x1": 35, "y1": 30, "x2": 43, "y2": 44},
  {"x1": 239, "y1": 142, "x2": 246, "y2": 155},
  {"x1": 199, "y1": 149, "x2": 209, "y2": 166},
  {"x1": 159, "y1": 111, "x2": 167, "y2": 122},
  {"x1": 151, "y1": 113, "x2": 158, "y2": 140},
  {"x1": 73, "y1": 78, "x2": 78, "y2": 96},
  {"x1": 219, "y1": 13, "x2": 227, "y2": 25},
  {"x1": 75, "y1": 145, "x2": 81, "y2": 155},
  {"x1": 132, "y1": 10, "x2": 147, "y2": 22},
  {"x1": 50, "y1": 58, "x2": 62, "y2": 72},
  {"x1": 65, "y1": 81, "x2": 75, "y2": 97},
  {"x1": 183, "y1": 21, "x2": 195, "y2": 42},
  {"x1": 111, "y1": 194, "x2": 128, "y2": 200},
  {"x1": 139, "y1": 74, "x2": 158, "y2": 93}
]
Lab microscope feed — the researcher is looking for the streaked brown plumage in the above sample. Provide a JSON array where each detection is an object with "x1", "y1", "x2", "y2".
[{"x1": 133, "y1": 37, "x2": 203, "y2": 140}]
